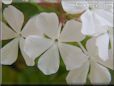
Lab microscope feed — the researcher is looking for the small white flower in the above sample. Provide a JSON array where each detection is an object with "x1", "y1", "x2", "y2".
[
  {"x1": 24, "y1": 13, "x2": 88, "y2": 75},
  {"x1": 61, "y1": 0, "x2": 113, "y2": 61},
  {"x1": 61, "y1": 0, "x2": 113, "y2": 35},
  {"x1": 81, "y1": 10, "x2": 113, "y2": 36},
  {"x1": 81, "y1": 13, "x2": 113, "y2": 61},
  {"x1": 2, "y1": 0, "x2": 12, "y2": 4},
  {"x1": 1, "y1": 5, "x2": 42, "y2": 66},
  {"x1": 66, "y1": 38, "x2": 113, "y2": 84}
]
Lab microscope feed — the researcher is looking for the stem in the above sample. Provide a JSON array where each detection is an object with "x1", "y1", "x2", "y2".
[{"x1": 78, "y1": 42, "x2": 88, "y2": 56}]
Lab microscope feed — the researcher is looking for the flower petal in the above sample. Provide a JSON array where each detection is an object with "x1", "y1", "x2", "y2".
[
  {"x1": 66, "y1": 61, "x2": 89, "y2": 84},
  {"x1": 81, "y1": 10, "x2": 96, "y2": 35},
  {"x1": 1, "y1": 38, "x2": 19, "y2": 65},
  {"x1": 96, "y1": 33, "x2": 109, "y2": 61},
  {"x1": 81, "y1": 10, "x2": 107, "y2": 36},
  {"x1": 89, "y1": 62, "x2": 111, "y2": 84},
  {"x1": 24, "y1": 35, "x2": 52, "y2": 60},
  {"x1": 21, "y1": 15, "x2": 43, "y2": 37},
  {"x1": 60, "y1": 20, "x2": 85, "y2": 42},
  {"x1": 19, "y1": 37, "x2": 35, "y2": 66},
  {"x1": 86, "y1": 37, "x2": 99, "y2": 58},
  {"x1": 94, "y1": 9, "x2": 113, "y2": 27},
  {"x1": 2, "y1": 0, "x2": 12, "y2": 4},
  {"x1": 36, "y1": 13, "x2": 59, "y2": 38},
  {"x1": 38, "y1": 44, "x2": 59, "y2": 75},
  {"x1": 97, "y1": 49, "x2": 113, "y2": 70},
  {"x1": 3, "y1": 5, "x2": 24, "y2": 32},
  {"x1": 59, "y1": 43, "x2": 88, "y2": 70},
  {"x1": 61, "y1": 0, "x2": 88, "y2": 14},
  {"x1": 1, "y1": 22, "x2": 17, "y2": 40}
]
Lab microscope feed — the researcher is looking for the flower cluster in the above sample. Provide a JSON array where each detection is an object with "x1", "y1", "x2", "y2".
[{"x1": 1, "y1": 0, "x2": 113, "y2": 85}]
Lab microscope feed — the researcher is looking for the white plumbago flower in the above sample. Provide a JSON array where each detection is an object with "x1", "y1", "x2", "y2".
[
  {"x1": 24, "y1": 13, "x2": 88, "y2": 75},
  {"x1": 1, "y1": 5, "x2": 42, "y2": 66},
  {"x1": 2, "y1": 0, "x2": 12, "y2": 4},
  {"x1": 66, "y1": 37, "x2": 113, "y2": 84},
  {"x1": 61, "y1": 0, "x2": 113, "y2": 61},
  {"x1": 81, "y1": 9, "x2": 113, "y2": 36},
  {"x1": 61, "y1": 0, "x2": 113, "y2": 35}
]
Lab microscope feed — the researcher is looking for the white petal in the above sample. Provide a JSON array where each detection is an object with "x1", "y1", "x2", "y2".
[
  {"x1": 60, "y1": 20, "x2": 85, "y2": 42},
  {"x1": 21, "y1": 15, "x2": 43, "y2": 37},
  {"x1": 24, "y1": 35, "x2": 52, "y2": 60},
  {"x1": 97, "y1": 49, "x2": 113, "y2": 70},
  {"x1": 19, "y1": 37, "x2": 35, "y2": 66},
  {"x1": 94, "y1": 9, "x2": 113, "y2": 27},
  {"x1": 38, "y1": 44, "x2": 59, "y2": 75},
  {"x1": 59, "y1": 43, "x2": 88, "y2": 70},
  {"x1": 89, "y1": 62, "x2": 111, "y2": 84},
  {"x1": 86, "y1": 37, "x2": 99, "y2": 58},
  {"x1": 96, "y1": 33, "x2": 109, "y2": 61},
  {"x1": 3, "y1": 5, "x2": 24, "y2": 32},
  {"x1": 2, "y1": 0, "x2": 12, "y2": 4},
  {"x1": 36, "y1": 13, "x2": 59, "y2": 38},
  {"x1": 81, "y1": 10, "x2": 106, "y2": 36},
  {"x1": 1, "y1": 38, "x2": 19, "y2": 65},
  {"x1": 61, "y1": 0, "x2": 88, "y2": 14},
  {"x1": 66, "y1": 61, "x2": 89, "y2": 84},
  {"x1": 1, "y1": 22, "x2": 17, "y2": 40},
  {"x1": 82, "y1": 9, "x2": 113, "y2": 35},
  {"x1": 81, "y1": 10, "x2": 96, "y2": 35}
]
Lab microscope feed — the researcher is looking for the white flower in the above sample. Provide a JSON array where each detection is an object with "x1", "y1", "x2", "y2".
[
  {"x1": 61, "y1": 0, "x2": 113, "y2": 61},
  {"x1": 81, "y1": 10, "x2": 113, "y2": 36},
  {"x1": 2, "y1": 0, "x2": 12, "y2": 4},
  {"x1": 81, "y1": 10, "x2": 113, "y2": 61},
  {"x1": 24, "y1": 13, "x2": 88, "y2": 75},
  {"x1": 1, "y1": 5, "x2": 42, "y2": 66},
  {"x1": 61, "y1": 0, "x2": 113, "y2": 35},
  {"x1": 66, "y1": 37, "x2": 113, "y2": 84}
]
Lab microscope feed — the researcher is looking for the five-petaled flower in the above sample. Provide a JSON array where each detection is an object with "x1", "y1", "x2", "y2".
[
  {"x1": 24, "y1": 13, "x2": 88, "y2": 75},
  {"x1": 1, "y1": 5, "x2": 42, "y2": 66},
  {"x1": 66, "y1": 37, "x2": 113, "y2": 84},
  {"x1": 61, "y1": 0, "x2": 113, "y2": 61}
]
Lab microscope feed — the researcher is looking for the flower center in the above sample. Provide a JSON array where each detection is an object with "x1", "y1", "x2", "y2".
[
  {"x1": 17, "y1": 32, "x2": 22, "y2": 38},
  {"x1": 54, "y1": 39, "x2": 58, "y2": 42}
]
